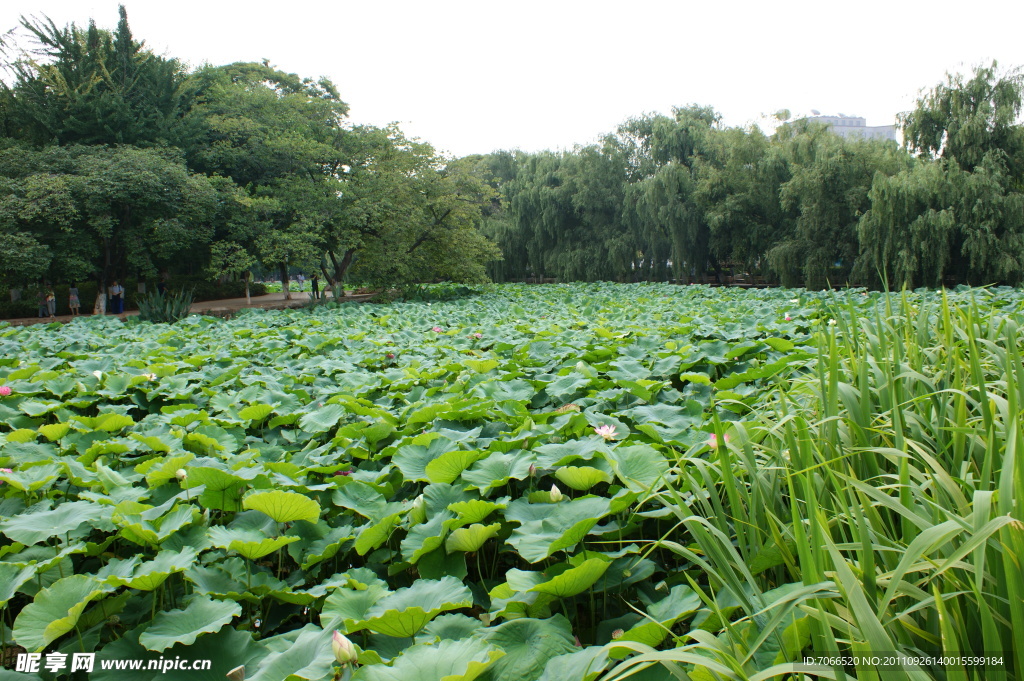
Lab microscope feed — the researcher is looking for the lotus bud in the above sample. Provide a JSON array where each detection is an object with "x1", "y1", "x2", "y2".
[
  {"x1": 528, "y1": 464, "x2": 536, "y2": 478},
  {"x1": 410, "y1": 494, "x2": 427, "y2": 524},
  {"x1": 0, "y1": 386, "x2": 11, "y2": 397},
  {"x1": 550, "y1": 484, "x2": 563, "y2": 503},
  {"x1": 175, "y1": 469, "x2": 187, "y2": 481},
  {"x1": 332, "y1": 630, "x2": 358, "y2": 665}
]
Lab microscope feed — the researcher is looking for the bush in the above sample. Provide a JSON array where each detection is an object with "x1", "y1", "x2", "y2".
[{"x1": 136, "y1": 289, "x2": 195, "y2": 324}]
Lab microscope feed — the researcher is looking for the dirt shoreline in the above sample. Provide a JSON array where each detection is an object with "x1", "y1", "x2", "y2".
[{"x1": 2, "y1": 290, "x2": 377, "y2": 327}]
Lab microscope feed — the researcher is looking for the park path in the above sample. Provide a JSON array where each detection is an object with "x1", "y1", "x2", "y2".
[{"x1": 2, "y1": 290, "x2": 376, "y2": 327}]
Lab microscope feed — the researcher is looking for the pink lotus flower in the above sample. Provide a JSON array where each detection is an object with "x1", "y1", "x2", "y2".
[
  {"x1": 594, "y1": 425, "x2": 618, "y2": 441},
  {"x1": 472, "y1": 333, "x2": 483, "y2": 339},
  {"x1": 0, "y1": 386, "x2": 10, "y2": 397},
  {"x1": 784, "y1": 315, "x2": 792, "y2": 321},
  {"x1": 0, "y1": 467, "x2": 11, "y2": 484},
  {"x1": 708, "y1": 433, "x2": 731, "y2": 448},
  {"x1": 332, "y1": 631, "x2": 357, "y2": 665},
  {"x1": 386, "y1": 352, "x2": 396, "y2": 359},
  {"x1": 431, "y1": 326, "x2": 443, "y2": 333}
]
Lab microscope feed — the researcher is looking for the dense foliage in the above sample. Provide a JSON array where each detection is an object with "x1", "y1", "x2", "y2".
[
  {"x1": 0, "y1": 7, "x2": 499, "y2": 306},
  {"x1": 479, "y1": 66, "x2": 1024, "y2": 289},
  {"x1": 0, "y1": 283, "x2": 1021, "y2": 680}
]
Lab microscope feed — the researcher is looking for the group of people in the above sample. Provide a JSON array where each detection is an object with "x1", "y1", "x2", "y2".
[{"x1": 35, "y1": 281, "x2": 126, "y2": 319}]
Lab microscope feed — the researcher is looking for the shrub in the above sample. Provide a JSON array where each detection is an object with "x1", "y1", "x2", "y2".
[{"x1": 136, "y1": 289, "x2": 195, "y2": 323}]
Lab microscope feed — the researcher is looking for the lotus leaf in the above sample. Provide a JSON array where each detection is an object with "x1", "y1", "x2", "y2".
[
  {"x1": 138, "y1": 596, "x2": 242, "y2": 652},
  {"x1": 243, "y1": 489, "x2": 321, "y2": 523},
  {"x1": 354, "y1": 637, "x2": 504, "y2": 681},
  {"x1": 13, "y1": 574, "x2": 115, "y2": 651}
]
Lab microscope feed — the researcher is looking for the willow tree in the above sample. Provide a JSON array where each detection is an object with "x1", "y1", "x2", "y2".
[
  {"x1": 860, "y1": 64, "x2": 1024, "y2": 287},
  {"x1": 900, "y1": 62, "x2": 1024, "y2": 176},
  {"x1": 626, "y1": 106, "x2": 720, "y2": 282},
  {"x1": 766, "y1": 121, "x2": 908, "y2": 288},
  {"x1": 697, "y1": 125, "x2": 791, "y2": 276}
]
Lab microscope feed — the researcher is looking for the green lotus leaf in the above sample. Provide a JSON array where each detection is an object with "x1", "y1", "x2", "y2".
[
  {"x1": 4, "y1": 428, "x2": 37, "y2": 443},
  {"x1": 532, "y1": 438, "x2": 604, "y2": 468},
  {"x1": 445, "y1": 522, "x2": 502, "y2": 553},
  {"x1": 364, "y1": 420, "x2": 396, "y2": 444},
  {"x1": 104, "y1": 547, "x2": 199, "y2": 591},
  {"x1": 354, "y1": 637, "x2": 504, "y2": 681},
  {"x1": 528, "y1": 558, "x2": 611, "y2": 598},
  {"x1": 537, "y1": 646, "x2": 611, "y2": 681},
  {"x1": 447, "y1": 499, "x2": 506, "y2": 526},
  {"x1": 243, "y1": 489, "x2": 321, "y2": 523},
  {"x1": 354, "y1": 513, "x2": 401, "y2": 555},
  {"x1": 606, "y1": 444, "x2": 670, "y2": 492},
  {"x1": 422, "y1": 613, "x2": 484, "y2": 642},
  {"x1": 553, "y1": 466, "x2": 612, "y2": 491},
  {"x1": 238, "y1": 403, "x2": 275, "y2": 422},
  {"x1": 298, "y1": 403, "x2": 346, "y2": 434},
  {"x1": 136, "y1": 453, "x2": 195, "y2": 488},
  {"x1": 128, "y1": 432, "x2": 173, "y2": 453},
  {"x1": 0, "y1": 464, "x2": 60, "y2": 492},
  {"x1": 320, "y1": 580, "x2": 391, "y2": 631},
  {"x1": 19, "y1": 400, "x2": 61, "y2": 417},
  {"x1": 333, "y1": 480, "x2": 389, "y2": 519},
  {"x1": 182, "y1": 431, "x2": 224, "y2": 455},
  {"x1": 463, "y1": 358, "x2": 499, "y2": 374},
  {"x1": 425, "y1": 449, "x2": 485, "y2": 484},
  {"x1": 208, "y1": 526, "x2": 299, "y2": 560},
  {"x1": 358, "y1": 576, "x2": 473, "y2": 638},
  {"x1": 506, "y1": 496, "x2": 612, "y2": 563},
  {"x1": 37, "y1": 422, "x2": 71, "y2": 441},
  {"x1": 0, "y1": 563, "x2": 37, "y2": 607},
  {"x1": 393, "y1": 436, "x2": 455, "y2": 482},
  {"x1": 248, "y1": 624, "x2": 336, "y2": 681},
  {"x1": 0, "y1": 500, "x2": 110, "y2": 545},
  {"x1": 402, "y1": 512, "x2": 453, "y2": 563},
  {"x1": 288, "y1": 524, "x2": 353, "y2": 570},
  {"x1": 460, "y1": 452, "x2": 534, "y2": 492},
  {"x1": 481, "y1": 615, "x2": 577, "y2": 681},
  {"x1": 13, "y1": 574, "x2": 115, "y2": 652},
  {"x1": 92, "y1": 413, "x2": 135, "y2": 432},
  {"x1": 139, "y1": 596, "x2": 242, "y2": 652}
]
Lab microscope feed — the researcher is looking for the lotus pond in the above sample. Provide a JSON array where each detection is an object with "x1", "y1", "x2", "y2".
[{"x1": 0, "y1": 283, "x2": 1022, "y2": 681}]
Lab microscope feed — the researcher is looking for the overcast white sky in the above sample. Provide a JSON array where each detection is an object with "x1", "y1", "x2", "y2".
[{"x1": 3, "y1": 0, "x2": 1023, "y2": 158}]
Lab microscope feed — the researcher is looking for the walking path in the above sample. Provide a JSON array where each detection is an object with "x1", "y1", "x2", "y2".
[{"x1": 2, "y1": 290, "x2": 376, "y2": 327}]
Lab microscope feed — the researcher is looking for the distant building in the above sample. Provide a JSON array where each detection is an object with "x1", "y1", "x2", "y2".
[{"x1": 803, "y1": 114, "x2": 897, "y2": 142}]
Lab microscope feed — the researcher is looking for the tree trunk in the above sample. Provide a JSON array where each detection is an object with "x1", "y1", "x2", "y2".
[{"x1": 280, "y1": 263, "x2": 291, "y2": 300}]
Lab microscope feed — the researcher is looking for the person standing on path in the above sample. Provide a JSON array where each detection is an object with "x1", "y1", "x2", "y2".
[
  {"x1": 110, "y1": 281, "x2": 124, "y2": 314},
  {"x1": 69, "y1": 284, "x2": 81, "y2": 316},
  {"x1": 36, "y1": 288, "x2": 47, "y2": 318},
  {"x1": 45, "y1": 288, "x2": 56, "y2": 319}
]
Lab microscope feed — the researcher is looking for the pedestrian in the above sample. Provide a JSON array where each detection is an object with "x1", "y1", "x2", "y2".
[
  {"x1": 110, "y1": 280, "x2": 124, "y2": 314},
  {"x1": 157, "y1": 274, "x2": 167, "y2": 295},
  {"x1": 69, "y1": 284, "x2": 80, "y2": 316},
  {"x1": 46, "y1": 288, "x2": 56, "y2": 319},
  {"x1": 311, "y1": 273, "x2": 320, "y2": 300},
  {"x1": 36, "y1": 288, "x2": 47, "y2": 318}
]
